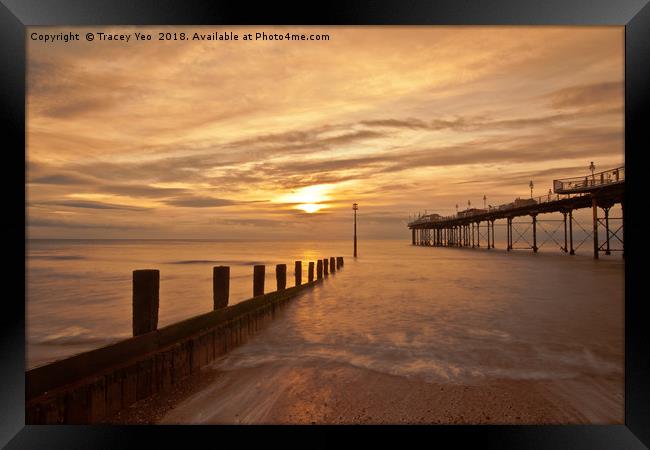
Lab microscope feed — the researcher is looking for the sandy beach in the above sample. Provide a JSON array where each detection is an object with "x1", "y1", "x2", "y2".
[{"x1": 107, "y1": 359, "x2": 623, "y2": 425}]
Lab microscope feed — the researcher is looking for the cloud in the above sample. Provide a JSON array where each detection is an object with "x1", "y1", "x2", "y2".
[
  {"x1": 546, "y1": 81, "x2": 623, "y2": 110},
  {"x1": 30, "y1": 174, "x2": 89, "y2": 185},
  {"x1": 163, "y1": 196, "x2": 238, "y2": 208},
  {"x1": 37, "y1": 200, "x2": 146, "y2": 211}
]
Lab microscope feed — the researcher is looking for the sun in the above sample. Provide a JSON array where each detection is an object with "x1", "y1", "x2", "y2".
[
  {"x1": 297, "y1": 203, "x2": 323, "y2": 213},
  {"x1": 276, "y1": 184, "x2": 332, "y2": 213}
]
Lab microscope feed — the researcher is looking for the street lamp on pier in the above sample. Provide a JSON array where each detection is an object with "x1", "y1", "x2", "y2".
[
  {"x1": 352, "y1": 203, "x2": 358, "y2": 258},
  {"x1": 529, "y1": 180, "x2": 534, "y2": 198},
  {"x1": 589, "y1": 161, "x2": 596, "y2": 185},
  {"x1": 483, "y1": 195, "x2": 487, "y2": 209}
]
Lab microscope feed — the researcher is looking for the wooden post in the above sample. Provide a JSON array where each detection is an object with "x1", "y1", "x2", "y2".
[
  {"x1": 323, "y1": 258, "x2": 329, "y2": 276},
  {"x1": 340, "y1": 256, "x2": 344, "y2": 267},
  {"x1": 132, "y1": 269, "x2": 159, "y2": 336},
  {"x1": 253, "y1": 265, "x2": 265, "y2": 296},
  {"x1": 213, "y1": 266, "x2": 229, "y2": 309},
  {"x1": 308, "y1": 261, "x2": 315, "y2": 282},
  {"x1": 294, "y1": 261, "x2": 302, "y2": 286},
  {"x1": 330, "y1": 257, "x2": 336, "y2": 273},
  {"x1": 316, "y1": 260, "x2": 323, "y2": 279},
  {"x1": 276, "y1": 264, "x2": 287, "y2": 290},
  {"x1": 336, "y1": 257, "x2": 342, "y2": 269}
]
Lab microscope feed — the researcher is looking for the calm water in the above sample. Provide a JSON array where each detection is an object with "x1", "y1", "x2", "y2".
[{"x1": 26, "y1": 239, "x2": 624, "y2": 386}]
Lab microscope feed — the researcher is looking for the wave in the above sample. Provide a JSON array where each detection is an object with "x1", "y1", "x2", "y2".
[
  {"x1": 31, "y1": 326, "x2": 128, "y2": 346},
  {"x1": 29, "y1": 255, "x2": 86, "y2": 261},
  {"x1": 167, "y1": 260, "x2": 266, "y2": 266}
]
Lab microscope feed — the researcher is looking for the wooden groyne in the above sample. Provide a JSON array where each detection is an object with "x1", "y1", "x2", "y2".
[{"x1": 26, "y1": 256, "x2": 345, "y2": 424}]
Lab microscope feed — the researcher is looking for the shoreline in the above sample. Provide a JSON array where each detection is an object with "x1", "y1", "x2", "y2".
[{"x1": 106, "y1": 360, "x2": 623, "y2": 425}]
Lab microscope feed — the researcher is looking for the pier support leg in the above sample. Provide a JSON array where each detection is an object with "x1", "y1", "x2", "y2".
[
  {"x1": 621, "y1": 200, "x2": 625, "y2": 259},
  {"x1": 253, "y1": 265, "x2": 265, "y2": 296},
  {"x1": 592, "y1": 197, "x2": 599, "y2": 259},
  {"x1": 316, "y1": 260, "x2": 323, "y2": 279},
  {"x1": 562, "y1": 212, "x2": 568, "y2": 253},
  {"x1": 491, "y1": 220, "x2": 495, "y2": 249},
  {"x1": 308, "y1": 262, "x2": 315, "y2": 282},
  {"x1": 132, "y1": 269, "x2": 159, "y2": 336},
  {"x1": 477, "y1": 222, "x2": 480, "y2": 248},
  {"x1": 213, "y1": 266, "x2": 230, "y2": 309},
  {"x1": 569, "y1": 210, "x2": 575, "y2": 255},
  {"x1": 532, "y1": 214, "x2": 538, "y2": 253},
  {"x1": 487, "y1": 221, "x2": 491, "y2": 249},
  {"x1": 506, "y1": 217, "x2": 511, "y2": 251},
  {"x1": 471, "y1": 223, "x2": 475, "y2": 248},
  {"x1": 412, "y1": 228, "x2": 415, "y2": 245},
  {"x1": 295, "y1": 261, "x2": 302, "y2": 286},
  {"x1": 276, "y1": 264, "x2": 287, "y2": 290},
  {"x1": 604, "y1": 207, "x2": 611, "y2": 255}
]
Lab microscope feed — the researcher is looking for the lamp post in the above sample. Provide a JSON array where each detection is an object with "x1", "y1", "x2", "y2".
[
  {"x1": 455, "y1": 204, "x2": 458, "y2": 215},
  {"x1": 589, "y1": 161, "x2": 596, "y2": 185},
  {"x1": 483, "y1": 195, "x2": 486, "y2": 209},
  {"x1": 529, "y1": 180, "x2": 534, "y2": 199},
  {"x1": 353, "y1": 203, "x2": 358, "y2": 258}
]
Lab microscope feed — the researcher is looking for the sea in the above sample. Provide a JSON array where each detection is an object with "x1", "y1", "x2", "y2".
[{"x1": 26, "y1": 238, "x2": 623, "y2": 389}]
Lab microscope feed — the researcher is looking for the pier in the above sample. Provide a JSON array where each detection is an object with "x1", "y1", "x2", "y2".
[
  {"x1": 408, "y1": 166, "x2": 625, "y2": 259},
  {"x1": 26, "y1": 256, "x2": 345, "y2": 424}
]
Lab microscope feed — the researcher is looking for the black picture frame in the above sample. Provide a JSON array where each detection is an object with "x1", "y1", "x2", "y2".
[{"x1": 1, "y1": 0, "x2": 648, "y2": 447}]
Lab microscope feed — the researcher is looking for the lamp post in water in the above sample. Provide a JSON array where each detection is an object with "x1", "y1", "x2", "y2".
[{"x1": 352, "y1": 203, "x2": 358, "y2": 258}]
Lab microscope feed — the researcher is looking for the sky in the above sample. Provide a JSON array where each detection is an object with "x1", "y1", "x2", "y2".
[{"x1": 27, "y1": 26, "x2": 624, "y2": 239}]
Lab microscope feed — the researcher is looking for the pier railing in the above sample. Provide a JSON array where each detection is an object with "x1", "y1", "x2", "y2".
[
  {"x1": 26, "y1": 255, "x2": 345, "y2": 424},
  {"x1": 409, "y1": 165, "x2": 624, "y2": 227},
  {"x1": 553, "y1": 166, "x2": 624, "y2": 194}
]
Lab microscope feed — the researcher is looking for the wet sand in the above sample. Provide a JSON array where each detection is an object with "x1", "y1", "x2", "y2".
[{"x1": 107, "y1": 360, "x2": 623, "y2": 425}]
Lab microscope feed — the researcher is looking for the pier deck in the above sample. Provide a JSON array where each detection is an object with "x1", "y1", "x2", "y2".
[{"x1": 408, "y1": 166, "x2": 625, "y2": 258}]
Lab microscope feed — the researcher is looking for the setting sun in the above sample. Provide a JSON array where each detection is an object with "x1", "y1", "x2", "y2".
[
  {"x1": 275, "y1": 184, "x2": 332, "y2": 213},
  {"x1": 297, "y1": 203, "x2": 323, "y2": 213}
]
